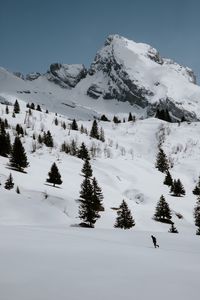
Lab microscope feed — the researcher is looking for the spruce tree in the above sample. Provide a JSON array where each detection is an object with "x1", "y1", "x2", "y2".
[
  {"x1": 36, "y1": 104, "x2": 41, "y2": 111},
  {"x1": 114, "y1": 200, "x2": 135, "y2": 229},
  {"x1": 170, "y1": 179, "x2": 185, "y2": 197},
  {"x1": 30, "y1": 103, "x2": 35, "y2": 110},
  {"x1": 5, "y1": 105, "x2": 9, "y2": 114},
  {"x1": 194, "y1": 196, "x2": 200, "y2": 235},
  {"x1": 0, "y1": 123, "x2": 11, "y2": 157},
  {"x1": 78, "y1": 177, "x2": 100, "y2": 228},
  {"x1": 71, "y1": 119, "x2": 78, "y2": 130},
  {"x1": 155, "y1": 148, "x2": 169, "y2": 173},
  {"x1": 4, "y1": 173, "x2": 14, "y2": 190},
  {"x1": 9, "y1": 137, "x2": 29, "y2": 172},
  {"x1": 70, "y1": 139, "x2": 77, "y2": 156},
  {"x1": 92, "y1": 177, "x2": 104, "y2": 211},
  {"x1": 54, "y1": 118, "x2": 58, "y2": 126},
  {"x1": 113, "y1": 115, "x2": 121, "y2": 124},
  {"x1": 193, "y1": 177, "x2": 200, "y2": 196},
  {"x1": 164, "y1": 171, "x2": 173, "y2": 186},
  {"x1": 99, "y1": 127, "x2": 105, "y2": 142},
  {"x1": 90, "y1": 119, "x2": 99, "y2": 139},
  {"x1": 78, "y1": 142, "x2": 90, "y2": 160},
  {"x1": 128, "y1": 112, "x2": 133, "y2": 122},
  {"x1": 16, "y1": 186, "x2": 20, "y2": 194},
  {"x1": 46, "y1": 162, "x2": 62, "y2": 187},
  {"x1": 43, "y1": 131, "x2": 54, "y2": 147},
  {"x1": 81, "y1": 158, "x2": 93, "y2": 178},
  {"x1": 153, "y1": 195, "x2": 172, "y2": 223},
  {"x1": 168, "y1": 222, "x2": 178, "y2": 233},
  {"x1": 14, "y1": 100, "x2": 20, "y2": 113},
  {"x1": 100, "y1": 114, "x2": 110, "y2": 122}
]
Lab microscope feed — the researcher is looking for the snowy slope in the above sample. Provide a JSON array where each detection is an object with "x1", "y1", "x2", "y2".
[{"x1": 0, "y1": 226, "x2": 199, "y2": 300}]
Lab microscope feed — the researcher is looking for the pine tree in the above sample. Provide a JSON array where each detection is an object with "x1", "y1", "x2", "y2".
[
  {"x1": 81, "y1": 158, "x2": 93, "y2": 178},
  {"x1": 30, "y1": 103, "x2": 35, "y2": 110},
  {"x1": 78, "y1": 142, "x2": 90, "y2": 160},
  {"x1": 100, "y1": 114, "x2": 110, "y2": 122},
  {"x1": 168, "y1": 222, "x2": 178, "y2": 233},
  {"x1": 171, "y1": 179, "x2": 185, "y2": 197},
  {"x1": 46, "y1": 162, "x2": 62, "y2": 187},
  {"x1": 43, "y1": 131, "x2": 54, "y2": 147},
  {"x1": 90, "y1": 120, "x2": 99, "y2": 139},
  {"x1": 92, "y1": 177, "x2": 104, "y2": 211},
  {"x1": 9, "y1": 137, "x2": 29, "y2": 172},
  {"x1": 71, "y1": 119, "x2": 78, "y2": 130},
  {"x1": 37, "y1": 134, "x2": 43, "y2": 144},
  {"x1": 155, "y1": 148, "x2": 169, "y2": 173},
  {"x1": 78, "y1": 177, "x2": 100, "y2": 228},
  {"x1": 54, "y1": 118, "x2": 58, "y2": 126},
  {"x1": 12, "y1": 112, "x2": 15, "y2": 118},
  {"x1": 194, "y1": 196, "x2": 200, "y2": 235},
  {"x1": 70, "y1": 139, "x2": 77, "y2": 156},
  {"x1": 128, "y1": 112, "x2": 133, "y2": 122},
  {"x1": 113, "y1": 116, "x2": 121, "y2": 124},
  {"x1": 5, "y1": 105, "x2": 9, "y2": 114},
  {"x1": 99, "y1": 127, "x2": 105, "y2": 142},
  {"x1": 16, "y1": 186, "x2": 20, "y2": 194},
  {"x1": 153, "y1": 195, "x2": 172, "y2": 223},
  {"x1": 80, "y1": 124, "x2": 84, "y2": 134},
  {"x1": 193, "y1": 177, "x2": 200, "y2": 196},
  {"x1": 164, "y1": 171, "x2": 173, "y2": 186},
  {"x1": 14, "y1": 100, "x2": 20, "y2": 113},
  {"x1": 4, "y1": 173, "x2": 14, "y2": 190},
  {"x1": 36, "y1": 104, "x2": 41, "y2": 111},
  {"x1": 0, "y1": 123, "x2": 11, "y2": 157},
  {"x1": 114, "y1": 200, "x2": 135, "y2": 229}
]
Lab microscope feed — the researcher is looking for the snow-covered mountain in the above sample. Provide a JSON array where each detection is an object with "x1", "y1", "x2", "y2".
[{"x1": 1, "y1": 34, "x2": 200, "y2": 121}]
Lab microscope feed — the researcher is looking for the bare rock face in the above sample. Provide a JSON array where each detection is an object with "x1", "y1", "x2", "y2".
[
  {"x1": 26, "y1": 72, "x2": 41, "y2": 81},
  {"x1": 46, "y1": 63, "x2": 87, "y2": 88}
]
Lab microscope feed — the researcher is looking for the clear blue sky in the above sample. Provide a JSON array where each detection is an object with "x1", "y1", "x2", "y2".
[{"x1": 0, "y1": 0, "x2": 200, "y2": 80}]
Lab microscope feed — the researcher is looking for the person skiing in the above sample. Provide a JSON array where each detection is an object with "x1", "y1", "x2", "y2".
[{"x1": 151, "y1": 235, "x2": 159, "y2": 248}]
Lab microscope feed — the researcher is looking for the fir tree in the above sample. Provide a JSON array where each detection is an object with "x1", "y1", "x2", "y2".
[
  {"x1": 54, "y1": 117, "x2": 58, "y2": 126},
  {"x1": 0, "y1": 123, "x2": 11, "y2": 157},
  {"x1": 113, "y1": 115, "x2": 121, "y2": 123},
  {"x1": 46, "y1": 162, "x2": 62, "y2": 187},
  {"x1": 164, "y1": 171, "x2": 173, "y2": 186},
  {"x1": 70, "y1": 139, "x2": 77, "y2": 156},
  {"x1": 5, "y1": 105, "x2": 9, "y2": 114},
  {"x1": 114, "y1": 200, "x2": 135, "y2": 229},
  {"x1": 100, "y1": 114, "x2": 110, "y2": 122},
  {"x1": 128, "y1": 112, "x2": 133, "y2": 122},
  {"x1": 16, "y1": 186, "x2": 20, "y2": 194},
  {"x1": 78, "y1": 177, "x2": 100, "y2": 228},
  {"x1": 4, "y1": 173, "x2": 14, "y2": 190},
  {"x1": 168, "y1": 222, "x2": 178, "y2": 233},
  {"x1": 30, "y1": 103, "x2": 35, "y2": 110},
  {"x1": 80, "y1": 124, "x2": 84, "y2": 134},
  {"x1": 14, "y1": 100, "x2": 20, "y2": 113},
  {"x1": 153, "y1": 195, "x2": 172, "y2": 223},
  {"x1": 155, "y1": 148, "x2": 169, "y2": 173},
  {"x1": 12, "y1": 112, "x2": 15, "y2": 118},
  {"x1": 99, "y1": 127, "x2": 105, "y2": 142},
  {"x1": 37, "y1": 134, "x2": 43, "y2": 144},
  {"x1": 9, "y1": 137, "x2": 29, "y2": 172},
  {"x1": 92, "y1": 177, "x2": 104, "y2": 211},
  {"x1": 36, "y1": 104, "x2": 41, "y2": 111},
  {"x1": 78, "y1": 142, "x2": 90, "y2": 160},
  {"x1": 43, "y1": 131, "x2": 54, "y2": 147},
  {"x1": 81, "y1": 158, "x2": 93, "y2": 178},
  {"x1": 193, "y1": 177, "x2": 200, "y2": 196},
  {"x1": 90, "y1": 120, "x2": 99, "y2": 139},
  {"x1": 194, "y1": 196, "x2": 200, "y2": 235},
  {"x1": 170, "y1": 179, "x2": 185, "y2": 197},
  {"x1": 71, "y1": 119, "x2": 78, "y2": 130}
]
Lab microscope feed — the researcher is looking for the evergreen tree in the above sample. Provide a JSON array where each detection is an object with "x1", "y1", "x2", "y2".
[
  {"x1": 92, "y1": 177, "x2": 104, "y2": 211},
  {"x1": 78, "y1": 177, "x2": 100, "y2": 228},
  {"x1": 9, "y1": 137, "x2": 29, "y2": 172},
  {"x1": 114, "y1": 200, "x2": 135, "y2": 229},
  {"x1": 71, "y1": 119, "x2": 78, "y2": 130},
  {"x1": 70, "y1": 139, "x2": 77, "y2": 156},
  {"x1": 62, "y1": 122, "x2": 66, "y2": 130},
  {"x1": 54, "y1": 117, "x2": 58, "y2": 126},
  {"x1": 81, "y1": 158, "x2": 93, "y2": 178},
  {"x1": 155, "y1": 148, "x2": 169, "y2": 173},
  {"x1": 164, "y1": 171, "x2": 173, "y2": 186},
  {"x1": 0, "y1": 123, "x2": 11, "y2": 157},
  {"x1": 46, "y1": 162, "x2": 62, "y2": 187},
  {"x1": 12, "y1": 112, "x2": 15, "y2": 118},
  {"x1": 5, "y1": 105, "x2": 9, "y2": 114},
  {"x1": 30, "y1": 103, "x2": 35, "y2": 110},
  {"x1": 170, "y1": 179, "x2": 185, "y2": 197},
  {"x1": 16, "y1": 186, "x2": 20, "y2": 194},
  {"x1": 113, "y1": 115, "x2": 121, "y2": 124},
  {"x1": 43, "y1": 131, "x2": 54, "y2": 147},
  {"x1": 194, "y1": 196, "x2": 200, "y2": 235},
  {"x1": 80, "y1": 124, "x2": 84, "y2": 134},
  {"x1": 99, "y1": 127, "x2": 105, "y2": 142},
  {"x1": 16, "y1": 124, "x2": 24, "y2": 136},
  {"x1": 14, "y1": 100, "x2": 20, "y2": 113},
  {"x1": 100, "y1": 114, "x2": 110, "y2": 122},
  {"x1": 128, "y1": 112, "x2": 133, "y2": 122},
  {"x1": 153, "y1": 195, "x2": 172, "y2": 223},
  {"x1": 168, "y1": 222, "x2": 178, "y2": 233},
  {"x1": 36, "y1": 104, "x2": 41, "y2": 111},
  {"x1": 90, "y1": 120, "x2": 99, "y2": 139},
  {"x1": 37, "y1": 134, "x2": 43, "y2": 144},
  {"x1": 193, "y1": 177, "x2": 200, "y2": 196},
  {"x1": 78, "y1": 142, "x2": 90, "y2": 160},
  {"x1": 4, "y1": 173, "x2": 14, "y2": 190}
]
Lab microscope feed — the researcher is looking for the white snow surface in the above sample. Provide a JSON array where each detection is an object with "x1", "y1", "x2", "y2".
[{"x1": 0, "y1": 97, "x2": 200, "y2": 299}]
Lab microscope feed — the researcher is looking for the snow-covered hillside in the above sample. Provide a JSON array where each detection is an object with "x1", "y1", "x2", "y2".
[{"x1": 1, "y1": 34, "x2": 200, "y2": 121}]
